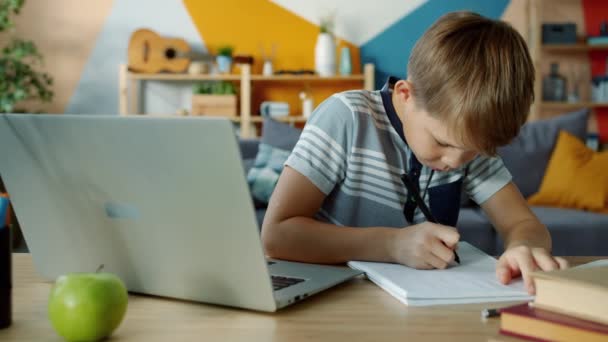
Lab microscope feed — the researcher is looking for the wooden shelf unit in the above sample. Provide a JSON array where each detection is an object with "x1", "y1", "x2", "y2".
[
  {"x1": 541, "y1": 43, "x2": 608, "y2": 52},
  {"x1": 528, "y1": 0, "x2": 605, "y2": 136},
  {"x1": 541, "y1": 101, "x2": 608, "y2": 109},
  {"x1": 118, "y1": 63, "x2": 375, "y2": 138}
]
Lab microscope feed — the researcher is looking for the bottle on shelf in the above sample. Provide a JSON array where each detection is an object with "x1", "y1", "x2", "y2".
[{"x1": 542, "y1": 62, "x2": 567, "y2": 102}]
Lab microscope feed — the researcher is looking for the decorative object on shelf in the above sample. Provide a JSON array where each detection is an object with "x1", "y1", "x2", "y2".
[
  {"x1": 187, "y1": 61, "x2": 209, "y2": 75},
  {"x1": 587, "y1": 133, "x2": 600, "y2": 151},
  {"x1": 587, "y1": 20, "x2": 608, "y2": 45},
  {"x1": 263, "y1": 59, "x2": 274, "y2": 76},
  {"x1": 234, "y1": 55, "x2": 254, "y2": 65},
  {"x1": 300, "y1": 91, "x2": 314, "y2": 119},
  {"x1": 191, "y1": 81, "x2": 237, "y2": 117},
  {"x1": 542, "y1": 63, "x2": 567, "y2": 101},
  {"x1": 339, "y1": 46, "x2": 352, "y2": 76},
  {"x1": 260, "y1": 44, "x2": 276, "y2": 76},
  {"x1": 233, "y1": 54, "x2": 254, "y2": 74},
  {"x1": 128, "y1": 29, "x2": 211, "y2": 74},
  {"x1": 0, "y1": 0, "x2": 53, "y2": 113},
  {"x1": 260, "y1": 101, "x2": 289, "y2": 118},
  {"x1": 128, "y1": 29, "x2": 191, "y2": 73},
  {"x1": 274, "y1": 69, "x2": 315, "y2": 75},
  {"x1": 592, "y1": 75, "x2": 608, "y2": 103},
  {"x1": 542, "y1": 23, "x2": 577, "y2": 44},
  {"x1": 567, "y1": 65, "x2": 584, "y2": 103},
  {"x1": 315, "y1": 12, "x2": 337, "y2": 77},
  {"x1": 216, "y1": 45, "x2": 234, "y2": 74}
]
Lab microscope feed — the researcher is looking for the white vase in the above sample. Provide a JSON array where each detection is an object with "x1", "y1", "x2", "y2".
[{"x1": 315, "y1": 33, "x2": 336, "y2": 77}]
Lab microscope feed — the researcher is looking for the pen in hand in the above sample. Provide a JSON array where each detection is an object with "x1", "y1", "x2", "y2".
[{"x1": 401, "y1": 174, "x2": 461, "y2": 264}]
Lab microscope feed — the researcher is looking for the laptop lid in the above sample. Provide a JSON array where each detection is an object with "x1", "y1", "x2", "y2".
[{"x1": 0, "y1": 114, "x2": 277, "y2": 311}]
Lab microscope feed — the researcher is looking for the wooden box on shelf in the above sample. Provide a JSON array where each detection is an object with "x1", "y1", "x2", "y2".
[{"x1": 191, "y1": 94, "x2": 237, "y2": 117}]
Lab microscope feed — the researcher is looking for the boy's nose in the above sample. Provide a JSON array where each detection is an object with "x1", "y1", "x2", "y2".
[{"x1": 441, "y1": 152, "x2": 467, "y2": 170}]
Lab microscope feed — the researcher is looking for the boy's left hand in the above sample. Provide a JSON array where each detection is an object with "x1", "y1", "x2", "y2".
[{"x1": 496, "y1": 245, "x2": 569, "y2": 295}]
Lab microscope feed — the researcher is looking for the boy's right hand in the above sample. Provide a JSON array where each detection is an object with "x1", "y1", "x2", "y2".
[{"x1": 389, "y1": 223, "x2": 460, "y2": 269}]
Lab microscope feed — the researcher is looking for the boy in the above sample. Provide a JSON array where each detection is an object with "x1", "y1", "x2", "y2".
[{"x1": 261, "y1": 12, "x2": 568, "y2": 295}]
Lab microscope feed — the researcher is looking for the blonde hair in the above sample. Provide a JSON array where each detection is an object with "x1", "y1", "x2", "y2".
[{"x1": 408, "y1": 11, "x2": 534, "y2": 155}]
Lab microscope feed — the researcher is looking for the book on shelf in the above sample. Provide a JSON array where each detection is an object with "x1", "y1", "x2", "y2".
[
  {"x1": 587, "y1": 36, "x2": 608, "y2": 46},
  {"x1": 531, "y1": 265, "x2": 608, "y2": 325},
  {"x1": 500, "y1": 303, "x2": 608, "y2": 342}
]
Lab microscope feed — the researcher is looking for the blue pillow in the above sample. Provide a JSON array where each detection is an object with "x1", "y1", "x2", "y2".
[
  {"x1": 247, "y1": 118, "x2": 302, "y2": 204},
  {"x1": 497, "y1": 109, "x2": 589, "y2": 198}
]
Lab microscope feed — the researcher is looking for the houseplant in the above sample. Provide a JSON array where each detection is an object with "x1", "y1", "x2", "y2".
[
  {"x1": 191, "y1": 81, "x2": 237, "y2": 117},
  {"x1": 0, "y1": 0, "x2": 53, "y2": 250},
  {"x1": 0, "y1": 0, "x2": 53, "y2": 114},
  {"x1": 216, "y1": 45, "x2": 234, "y2": 74}
]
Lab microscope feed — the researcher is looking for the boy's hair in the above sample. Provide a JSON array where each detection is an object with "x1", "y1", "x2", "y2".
[{"x1": 407, "y1": 11, "x2": 534, "y2": 156}]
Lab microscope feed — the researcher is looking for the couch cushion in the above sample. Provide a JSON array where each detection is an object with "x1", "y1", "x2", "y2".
[
  {"x1": 498, "y1": 109, "x2": 589, "y2": 198},
  {"x1": 247, "y1": 118, "x2": 302, "y2": 204},
  {"x1": 528, "y1": 131, "x2": 608, "y2": 213},
  {"x1": 494, "y1": 207, "x2": 608, "y2": 256},
  {"x1": 456, "y1": 208, "x2": 497, "y2": 255},
  {"x1": 260, "y1": 117, "x2": 302, "y2": 150}
]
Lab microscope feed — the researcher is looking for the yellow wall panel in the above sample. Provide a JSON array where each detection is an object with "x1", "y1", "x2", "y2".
[
  {"x1": 184, "y1": 0, "x2": 363, "y2": 118},
  {"x1": 183, "y1": 0, "x2": 360, "y2": 74}
]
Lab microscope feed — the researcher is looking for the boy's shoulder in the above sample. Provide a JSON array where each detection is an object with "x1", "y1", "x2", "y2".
[{"x1": 331, "y1": 89, "x2": 385, "y2": 114}]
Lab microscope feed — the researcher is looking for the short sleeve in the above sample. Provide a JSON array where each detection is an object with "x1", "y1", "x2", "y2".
[
  {"x1": 463, "y1": 155, "x2": 512, "y2": 204},
  {"x1": 284, "y1": 96, "x2": 354, "y2": 194}
]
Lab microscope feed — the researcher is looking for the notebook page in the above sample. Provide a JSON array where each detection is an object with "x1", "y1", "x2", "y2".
[{"x1": 348, "y1": 242, "x2": 533, "y2": 306}]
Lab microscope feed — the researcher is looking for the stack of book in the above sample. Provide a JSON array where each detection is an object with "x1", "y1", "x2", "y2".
[{"x1": 499, "y1": 265, "x2": 608, "y2": 341}]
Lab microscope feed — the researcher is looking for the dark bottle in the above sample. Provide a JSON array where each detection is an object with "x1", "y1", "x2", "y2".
[
  {"x1": 0, "y1": 197, "x2": 10, "y2": 329},
  {"x1": 542, "y1": 63, "x2": 567, "y2": 102}
]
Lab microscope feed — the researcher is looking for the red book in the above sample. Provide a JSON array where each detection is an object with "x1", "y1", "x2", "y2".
[{"x1": 500, "y1": 303, "x2": 608, "y2": 342}]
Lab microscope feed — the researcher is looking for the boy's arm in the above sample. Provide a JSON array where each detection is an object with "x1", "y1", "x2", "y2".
[
  {"x1": 480, "y1": 181, "x2": 568, "y2": 293},
  {"x1": 481, "y1": 181, "x2": 550, "y2": 250},
  {"x1": 261, "y1": 167, "x2": 396, "y2": 264},
  {"x1": 261, "y1": 167, "x2": 459, "y2": 267}
]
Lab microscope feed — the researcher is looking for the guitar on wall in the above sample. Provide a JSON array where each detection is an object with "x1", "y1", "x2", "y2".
[{"x1": 128, "y1": 28, "x2": 209, "y2": 74}]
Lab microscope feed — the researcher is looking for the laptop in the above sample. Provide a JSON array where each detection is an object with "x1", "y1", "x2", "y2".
[{"x1": 0, "y1": 114, "x2": 362, "y2": 312}]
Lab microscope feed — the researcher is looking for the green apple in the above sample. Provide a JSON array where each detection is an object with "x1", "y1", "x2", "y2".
[{"x1": 48, "y1": 269, "x2": 128, "y2": 342}]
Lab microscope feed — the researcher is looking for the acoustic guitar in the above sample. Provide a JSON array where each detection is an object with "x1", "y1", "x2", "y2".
[{"x1": 128, "y1": 28, "x2": 191, "y2": 73}]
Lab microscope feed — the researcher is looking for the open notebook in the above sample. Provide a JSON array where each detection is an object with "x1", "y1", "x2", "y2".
[{"x1": 348, "y1": 242, "x2": 533, "y2": 306}]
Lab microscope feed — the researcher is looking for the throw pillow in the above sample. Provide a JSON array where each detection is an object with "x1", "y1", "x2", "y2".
[
  {"x1": 528, "y1": 131, "x2": 608, "y2": 213},
  {"x1": 247, "y1": 118, "x2": 302, "y2": 204},
  {"x1": 498, "y1": 109, "x2": 589, "y2": 198}
]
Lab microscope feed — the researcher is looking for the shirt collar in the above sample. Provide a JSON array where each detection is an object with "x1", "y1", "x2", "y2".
[{"x1": 380, "y1": 76, "x2": 423, "y2": 174}]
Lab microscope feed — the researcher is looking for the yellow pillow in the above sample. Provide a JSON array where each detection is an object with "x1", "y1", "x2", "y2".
[{"x1": 528, "y1": 131, "x2": 608, "y2": 213}]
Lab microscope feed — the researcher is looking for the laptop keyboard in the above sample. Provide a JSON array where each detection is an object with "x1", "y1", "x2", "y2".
[{"x1": 271, "y1": 275, "x2": 305, "y2": 291}]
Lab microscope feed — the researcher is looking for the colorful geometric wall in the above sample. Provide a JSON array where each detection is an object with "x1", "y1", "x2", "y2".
[
  {"x1": 65, "y1": 0, "x2": 512, "y2": 116},
  {"x1": 51, "y1": 0, "x2": 605, "y2": 141}
]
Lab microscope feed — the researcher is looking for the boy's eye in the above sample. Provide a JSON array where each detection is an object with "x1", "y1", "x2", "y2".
[{"x1": 435, "y1": 139, "x2": 449, "y2": 147}]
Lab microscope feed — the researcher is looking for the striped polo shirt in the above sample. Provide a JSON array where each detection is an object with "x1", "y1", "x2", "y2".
[{"x1": 284, "y1": 79, "x2": 512, "y2": 228}]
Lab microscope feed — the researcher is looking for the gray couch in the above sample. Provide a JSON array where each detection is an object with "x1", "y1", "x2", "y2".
[{"x1": 240, "y1": 110, "x2": 608, "y2": 256}]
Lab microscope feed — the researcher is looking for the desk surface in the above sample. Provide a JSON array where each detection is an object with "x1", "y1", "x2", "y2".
[{"x1": 1, "y1": 254, "x2": 605, "y2": 342}]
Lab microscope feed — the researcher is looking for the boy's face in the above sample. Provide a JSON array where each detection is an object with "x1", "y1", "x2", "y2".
[{"x1": 392, "y1": 80, "x2": 478, "y2": 172}]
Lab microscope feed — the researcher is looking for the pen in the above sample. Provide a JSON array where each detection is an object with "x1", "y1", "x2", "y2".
[
  {"x1": 481, "y1": 307, "x2": 501, "y2": 319},
  {"x1": 401, "y1": 174, "x2": 461, "y2": 264}
]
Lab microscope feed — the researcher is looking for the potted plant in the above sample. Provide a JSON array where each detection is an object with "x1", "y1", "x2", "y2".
[
  {"x1": 0, "y1": 0, "x2": 53, "y2": 114},
  {"x1": 0, "y1": 0, "x2": 53, "y2": 251},
  {"x1": 191, "y1": 81, "x2": 237, "y2": 117},
  {"x1": 315, "y1": 13, "x2": 337, "y2": 77},
  {"x1": 216, "y1": 45, "x2": 234, "y2": 74}
]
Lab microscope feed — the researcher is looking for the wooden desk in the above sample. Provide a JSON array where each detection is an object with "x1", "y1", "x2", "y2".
[{"x1": 1, "y1": 255, "x2": 605, "y2": 341}]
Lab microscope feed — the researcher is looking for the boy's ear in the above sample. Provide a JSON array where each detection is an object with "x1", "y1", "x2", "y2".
[{"x1": 393, "y1": 80, "x2": 414, "y2": 105}]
